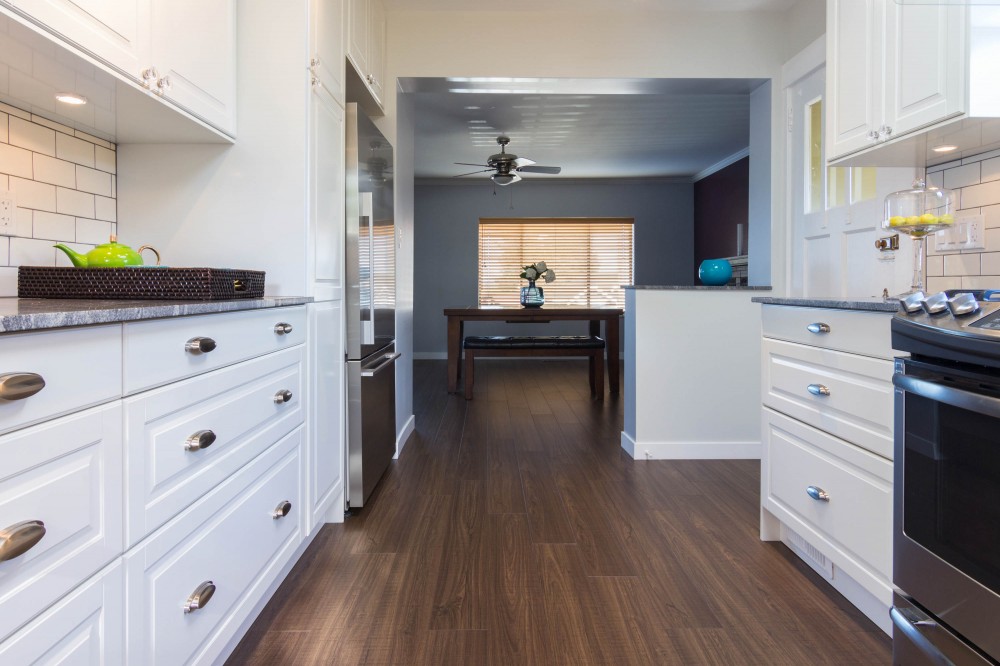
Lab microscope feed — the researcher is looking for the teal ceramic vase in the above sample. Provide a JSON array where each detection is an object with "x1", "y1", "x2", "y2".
[{"x1": 698, "y1": 259, "x2": 733, "y2": 286}]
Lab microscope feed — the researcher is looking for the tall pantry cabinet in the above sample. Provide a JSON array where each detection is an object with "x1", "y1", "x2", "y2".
[{"x1": 116, "y1": 0, "x2": 348, "y2": 535}]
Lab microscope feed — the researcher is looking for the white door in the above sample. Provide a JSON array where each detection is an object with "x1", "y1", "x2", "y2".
[
  {"x1": 825, "y1": 0, "x2": 880, "y2": 161},
  {"x1": 310, "y1": 0, "x2": 345, "y2": 104},
  {"x1": 310, "y1": 82, "x2": 344, "y2": 301},
  {"x1": 148, "y1": 0, "x2": 237, "y2": 135},
  {"x1": 307, "y1": 300, "x2": 344, "y2": 533}
]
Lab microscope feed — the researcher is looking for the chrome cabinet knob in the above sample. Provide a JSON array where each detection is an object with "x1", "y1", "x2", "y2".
[
  {"x1": 866, "y1": 130, "x2": 879, "y2": 141},
  {"x1": 183, "y1": 581, "x2": 216, "y2": 614},
  {"x1": 806, "y1": 322, "x2": 830, "y2": 334},
  {"x1": 184, "y1": 429, "x2": 217, "y2": 452},
  {"x1": 0, "y1": 373, "x2": 46, "y2": 401},
  {"x1": 807, "y1": 384, "x2": 831, "y2": 396},
  {"x1": 185, "y1": 337, "x2": 217, "y2": 355},
  {"x1": 310, "y1": 57, "x2": 320, "y2": 68},
  {"x1": 274, "y1": 322, "x2": 293, "y2": 335},
  {"x1": 0, "y1": 520, "x2": 46, "y2": 562},
  {"x1": 806, "y1": 485, "x2": 830, "y2": 502},
  {"x1": 272, "y1": 500, "x2": 292, "y2": 519},
  {"x1": 155, "y1": 76, "x2": 172, "y2": 95},
  {"x1": 880, "y1": 125, "x2": 893, "y2": 138},
  {"x1": 140, "y1": 66, "x2": 158, "y2": 88},
  {"x1": 274, "y1": 389, "x2": 293, "y2": 404}
]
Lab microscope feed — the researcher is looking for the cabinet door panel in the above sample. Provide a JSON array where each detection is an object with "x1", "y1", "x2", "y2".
[
  {"x1": 311, "y1": 0, "x2": 344, "y2": 102},
  {"x1": 346, "y1": 0, "x2": 367, "y2": 79},
  {"x1": 368, "y1": 0, "x2": 384, "y2": 103},
  {"x1": 884, "y1": 1, "x2": 966, "y2": 138},
  {"x1": 311, "y1": 85, "x2": 344, "y2": 300},
  {"x1": 826, "y1": 0, "x2": 880, "y2": 160},
  {"x1": 148, "y1": 0, "x2": 236, "y2": 135},
  {"x1": 5, "y1": 0, "x2": 145, "y2": 78},
  {"x1": 307, "y1": 301, "x2": 344, "y2": 533}
]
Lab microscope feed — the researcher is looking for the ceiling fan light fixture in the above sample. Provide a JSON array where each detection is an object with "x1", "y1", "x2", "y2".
[{"x1": 491, "y1": 173, "x2": 519, "y2": 186}]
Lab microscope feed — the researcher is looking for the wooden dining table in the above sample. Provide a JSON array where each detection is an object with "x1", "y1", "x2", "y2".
[{"x1": 443, "y1": 306, "x2": 623, "y2": 394}]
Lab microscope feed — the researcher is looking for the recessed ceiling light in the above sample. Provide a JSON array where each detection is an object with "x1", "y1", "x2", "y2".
[
  {"x1": 932, "y1": 144, "x2": 958, "y2": 153},
  {"x1": 54, "y1": 92, "x2": 87, "y2": 105}
]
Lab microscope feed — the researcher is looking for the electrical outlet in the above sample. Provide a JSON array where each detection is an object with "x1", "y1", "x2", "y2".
[
  {"x1": 0, "y1": 190, "x2": 14, "y2": 233},
  {"x1": 935, "y1": 213, "x2": 986, "y2": 252}
]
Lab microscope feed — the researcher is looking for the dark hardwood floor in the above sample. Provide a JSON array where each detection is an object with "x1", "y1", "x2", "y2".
[{"x1": 228, "y1": 360, "x2": 891, "y2": 665}]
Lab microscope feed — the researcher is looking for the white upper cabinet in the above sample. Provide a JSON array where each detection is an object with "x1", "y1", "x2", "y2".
[
  {"x1": 827, "y1": 0, "x2": 967, "y2": 162},
  {"x1": 311, "y1": 0, "x2": 345, "y2": 104},
  {"x1": 146, "y1": 0, "x2": 237, "y2": 135},
  {"x1": 346, "y1": 0, "x2": 385, "y2": 109}
]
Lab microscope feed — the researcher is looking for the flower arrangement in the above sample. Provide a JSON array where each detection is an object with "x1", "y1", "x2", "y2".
[{"x1": 520, "y1": 261, "x2": 556, "y2": 283}]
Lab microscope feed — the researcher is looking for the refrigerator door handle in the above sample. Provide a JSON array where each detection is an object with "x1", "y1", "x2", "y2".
[{"x1": 362, "y1": 352, "x2": 401, "y2": 377}]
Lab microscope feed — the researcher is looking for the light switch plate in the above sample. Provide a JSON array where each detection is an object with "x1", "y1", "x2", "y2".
[
  {"x1": 0, "y1": 190, "x2": 14, "y2": 233},
  {"x1": 935, "y1": 213, "x2": 986, "y2": 252}
]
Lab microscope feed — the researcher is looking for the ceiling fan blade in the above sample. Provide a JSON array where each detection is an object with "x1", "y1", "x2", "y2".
[
  {"x1": 453, "y1": 169, "x2": 495, "y2": 178},
  {"x1": 513, "y1": 157, "x2": 535, "y2": 168},
  {"x1": 454, "y1": 162, "x2": 490, "y2": 167},
  {"x1": 517, "y1": 165, "x2": 561, "y2": 175}
]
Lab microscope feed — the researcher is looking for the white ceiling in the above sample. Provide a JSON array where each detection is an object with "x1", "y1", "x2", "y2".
[
  {"x1": 409, "y1": 78, "x2": 767, "y2": 180},
  {"x1": 385, "y1": 0, "x2": 797, "y2": 11}
]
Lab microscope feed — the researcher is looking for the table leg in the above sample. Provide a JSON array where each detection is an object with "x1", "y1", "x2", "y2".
[
  {"x1": 447, "y1": 317, "x2": 462, "y2": 393},
  {"x1": 605, "y1": 316, "x2": 620, "y2": 394}
]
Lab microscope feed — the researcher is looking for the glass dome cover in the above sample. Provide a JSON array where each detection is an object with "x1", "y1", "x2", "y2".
[{"x1": 883, "y1": 178, "x2": 957, "y2": 237}]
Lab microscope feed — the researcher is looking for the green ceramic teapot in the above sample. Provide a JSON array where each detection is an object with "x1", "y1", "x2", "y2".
[{"x1": 54, "y1": 235, "x2": 160, "y2": 268}]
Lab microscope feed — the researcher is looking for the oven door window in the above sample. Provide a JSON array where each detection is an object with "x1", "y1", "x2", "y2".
[{"x1": 903, "y1": 386, "x2": 1000, "y2": 595}]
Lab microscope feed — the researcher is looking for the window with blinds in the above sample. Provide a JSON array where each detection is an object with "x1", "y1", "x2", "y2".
[{"x1": 478, "y1": 218, "x2": 634, "y2": 308}]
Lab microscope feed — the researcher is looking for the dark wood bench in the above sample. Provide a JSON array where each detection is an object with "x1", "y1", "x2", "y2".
[{"x1": 463, "y1": 335, "x2": 606, "y2": 400}]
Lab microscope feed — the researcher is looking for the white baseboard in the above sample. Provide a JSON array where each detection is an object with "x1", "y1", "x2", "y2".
[
  {"x1": 621, "y1": 431, "x2": 760, "y2": 460},
  {"x1": 413, "y1": 352, "x2": 447, "y2": 360},
  {"x1": 395, "y1": 414, "x2": 415, "y2": 458}
]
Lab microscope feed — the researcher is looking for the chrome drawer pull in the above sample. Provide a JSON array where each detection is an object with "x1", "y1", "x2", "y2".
[
  {"x1": 806, "y1": 322, "x2": 830, "y2": 334},
  {"x1": 274, "y1": 389, "x2": 293, "y2": 404},
  {"x1": 185, "y1": 337, "x2": 217, "y2": 355},
  {"x1": 0, "y1": 373, "x2": 46, "y2": 401},
  {"x1": 274, "y1": 322, "x2": 293, "y2": 335},
  {"x1": 183, "y1": 580, "x2": 216, "y2": 614},
  {"x1": 184, "y1": 429, "x2": 217, "y2": 452},
  {"x1": 0, "y1": 520, "x2": 46, "y2": 562},
  {"x1": 807, "y1": 383, "x2": 831, "y2": 396},
  {"x1": 806, "y1": 486, "x2": 830, "y2": 502},
  {"x1": 272, "y1": 500, "x2": 292, "y2": 519}
]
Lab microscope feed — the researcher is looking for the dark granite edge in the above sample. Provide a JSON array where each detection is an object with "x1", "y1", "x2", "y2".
[
  {"x1": 623, "y1": 285, "x2": 773, "y2": 291},
  {"x1": 0, "y1": 297, "x2": 313, "y2": 333},
  {"x1": 750, "y1": 296, "x2": 899, "y2": 312}
]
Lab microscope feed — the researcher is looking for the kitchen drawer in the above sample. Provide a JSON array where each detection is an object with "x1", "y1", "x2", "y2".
[
  {"x1": 0, "y1": 324, "x2": 121, "y2": 436},
  {"x1": 123, "y1": 306, "x2": 306, "y2": 394},
  {"x1": 124, "y1": 346, "x2": 303, "y2": 546},
  {"x1": 125, "y1": 428, "x2": 302, "y2": 666},
  {"x1": 763, "y1": 408, "x2": 893, "y2": 582},
  {"x1": 0, "y1": 559, "x2": 124, "y2": 665},
  {"x1": 0, "y1": 402, "x2": 123, "y2": 642},
  {"x1": 761, "y1": 305, "x2": 895, "y2": 360},
  {"x1": 763, "y1": 337, "x2": 894, "y2": 459}
]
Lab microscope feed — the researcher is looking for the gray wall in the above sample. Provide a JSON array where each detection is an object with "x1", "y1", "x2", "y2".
[
  {"x1": 413, "y1": 178, "x2": 694, "y2": 355},
  {"x1": 748, "y1": 80, "x2": 772, "y2": 286}
]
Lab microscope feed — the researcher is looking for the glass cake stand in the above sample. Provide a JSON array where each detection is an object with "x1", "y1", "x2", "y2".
[{"x1": 883, "y1": 180, "x2": 958, "y2": 294}]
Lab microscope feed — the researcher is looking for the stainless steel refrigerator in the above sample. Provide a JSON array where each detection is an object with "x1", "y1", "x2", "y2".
[{"x1": 346, "y1": 103, "x2": 397, "y2": 509}]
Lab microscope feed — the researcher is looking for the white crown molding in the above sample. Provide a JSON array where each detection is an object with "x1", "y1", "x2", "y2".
[{"x1": 692, "y1": 147, "x2": 750, "y2": 183}]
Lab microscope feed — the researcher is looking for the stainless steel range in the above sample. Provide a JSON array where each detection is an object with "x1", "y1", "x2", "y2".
[{"x1": 891, "y1": 290, "x2": 1000, "y2": 665}]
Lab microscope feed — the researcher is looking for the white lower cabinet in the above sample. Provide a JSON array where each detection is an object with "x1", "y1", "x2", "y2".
[
  {"x1": 0, "y1": 402, "x2": 123, "y2": 642},
  {"x1": 125, "y1": 429, "x2": 302, "y2": 666},
  {"x1": 0, "y1": 559, "x2": 125, "y2": 665},
  {"x1": 759, "y1": 304, "x2": 896, "y2": 634},
  {"x1": 306, "y1": 300, "x2": 344, "y2": 534}
]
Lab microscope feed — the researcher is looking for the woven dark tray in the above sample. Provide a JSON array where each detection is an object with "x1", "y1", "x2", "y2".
[{"x1": 18, "y1": 266, "x2": 266, "y2": 301}]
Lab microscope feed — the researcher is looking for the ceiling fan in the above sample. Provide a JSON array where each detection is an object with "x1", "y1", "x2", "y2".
[{"x1": 453, "y1": 136, "x2": 562, "y2": 186}]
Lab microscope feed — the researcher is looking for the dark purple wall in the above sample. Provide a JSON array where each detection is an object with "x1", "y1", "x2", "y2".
[{"x1": 693, "y1": 156, "x2": 749, "y2": 281}]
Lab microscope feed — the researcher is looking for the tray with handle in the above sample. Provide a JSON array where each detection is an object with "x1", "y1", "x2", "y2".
[{"x1": 17, "y1": 266, "x2": 265, "y2": 301}]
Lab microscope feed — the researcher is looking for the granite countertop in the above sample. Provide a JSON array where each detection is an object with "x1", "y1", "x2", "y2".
[
  {"x1": 751, "y1": 296, "x2": 900, "y2": 312},
  {"x1": 624, "y1": 285, "x2": 773, "y2": 291},
  {"x1": 0, "y1": 297, "x2": 313, "y2": 332}
]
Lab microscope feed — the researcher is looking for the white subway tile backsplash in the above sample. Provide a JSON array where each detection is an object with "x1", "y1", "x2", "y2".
[
  {"x1": 960, "y1": 180, "x2": 1000, "y2": 210},
  {"x1": 986, "y1": 204, "x2": 1000, "y2": 230},
  {"x1": 95, "y1": 195, "x2": 116, "y2": 222},
  {"x1": 13, "y1": 207, "x2": 32, "y2": 237},
  {"x1": 944, "y1": 253, "x2": 980, "y2": 276},
  {"x1": 0, "y1": 112, "x2": 7, "y2": 143},
  {"x1": 944, "y1": 162, "x2": 981, "y2": 190},
  {"x1": 983, "y1": 157, "x2": 1000, "y2": 184},
  {"x1": 963, "y1": 148, "x2": 1000, "y2": 165},
  {"x1": 927, "y1": 276, "x2": 962, "y2": 292},
  {"x1": 0, "y1": 142, "x2": 32, "y2": 178},
  {"x1": 10, "y1": 237, "x2": 55, "y2": 266},
  {"x1": 9, "y1": 176, "x2": 56, "y2": 212},
  {"x1": 961, "y1": 275, "x2": 1000, "y2": 290},
  {"x1": 987, "y1": 227, "x2": 1000, "y2": 253},
  {"x1": 56, "y1": 187, "x2": 94, "y2": 218},
  {"x1": 32, "y1": 211, "x2": 75, "y2": 241},
  {"x1": 927, "y1": 171, "x2": 944, "y2": 189},
  {"x1": 0, "y1": 237, "x2": 8, "y2": 264},
  {"x1": 981, "y1": 252, "x2": 1000, "y2": 275},
  {"x1": 927, "y1": 255, "x2": 944, "y2": 277},
  {"x1": 0, "y1": 103, "x2": 29, "y2": 121},
  {"x1": 54, "y1": 132, "x2": 94, "y2": 167},
  {"x1": 8, "y1": 116, "x2": 55, "y2": 156},
  {"x1": 32, "y1": 153, "x2": 75, "y2": 187},
  {"x1": 94, "y1": 145, "x2": 115, "y2": 174},
  {"x1": 75, "y1": 217, "x2": 111, "y2": 245},
  {"x1": 0, "y1": 268, "x2": 16, "y2": 295},
  {"x1": 75, "y1": 165, "x2": 111, "y2": 196},
  {"x1": 927, "y1": 159, "x2": 963, "y2": 174},
  {"x1": 73, "y1": 130, "x2": 111, "y2": 150},
  {"x1": 30, "y1": 114, "x2": 73, "y2": 136}
]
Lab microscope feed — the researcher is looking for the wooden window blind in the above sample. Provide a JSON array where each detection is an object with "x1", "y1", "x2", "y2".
[{"x1": 478, "y1": 218, "x2": 634, "y2": 308}]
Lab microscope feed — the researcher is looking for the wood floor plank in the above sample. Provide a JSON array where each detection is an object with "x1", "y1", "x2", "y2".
[{"x1": 228, "y1": 360, "x2": 891, "y2": 666}]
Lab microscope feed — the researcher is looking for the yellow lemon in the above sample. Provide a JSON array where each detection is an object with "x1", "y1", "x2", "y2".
[
  {"x1": 940, "y1": 214, "x2": 954, "y2": 224},
  {"x1": 920, "y1": 213, "x2": 939, "y2": 224},
  {"x1": 889, "y1": 216, "x2": 906, "y2": 227},
  {"x1": 906, "y1": 216, "x2": 921, "y2": 224}
]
